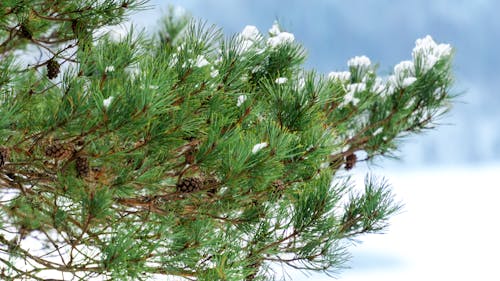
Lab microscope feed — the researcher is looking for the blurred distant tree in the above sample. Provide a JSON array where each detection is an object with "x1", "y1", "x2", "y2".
[{"x1": 0, "y1": 1, "x2": 454, "y2": 280}]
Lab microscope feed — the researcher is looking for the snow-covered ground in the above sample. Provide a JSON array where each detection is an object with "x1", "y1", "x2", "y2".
[{"x1": 294, "y1": 163, "x2": 500, "y2": 281}]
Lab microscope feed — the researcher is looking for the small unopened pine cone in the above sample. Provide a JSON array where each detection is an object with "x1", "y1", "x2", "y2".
[
  {"x1": 47, "y1": 59, "x2": 60, "y2": 80},
  {"x1": 19, "y1": 25, "x2": 32, "y2": 39},
  {"x1": 76, "y1": 157, "x2": 90, "y2": 178},
  {"x1": 345, "y1": 153, "x2": 357, "y2": 170}
]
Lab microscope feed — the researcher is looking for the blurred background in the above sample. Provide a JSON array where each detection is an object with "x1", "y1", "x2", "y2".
[{"x1": 129, "y1": 1, "x2": 500, "y2": 280}]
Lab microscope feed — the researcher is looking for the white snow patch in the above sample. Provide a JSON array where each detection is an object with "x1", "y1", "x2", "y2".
[
  {"x1": 275, "y1": 77, "x2": 288, "y2": 84},
  {"x1": 195, "y1": 55, "x2": 209, "y2": 68},
  {"x1": 328, "y1": 71, "x2": 351, "y2": 82},
  {"x1": 237, "y1": 95, "x2": 247, "y2": 107},
  {"x1": 252, "y1": 142, "x2": 268, "y2": 154},
  {"x1": 267, "y1": 32, "x2": 295, "y2": 48},
  {"x1": 103, "y1": 96, "x2": 114, "y2": 108},
  {"x1": 348, "y1": 55, "x2": 371, "y2": 68},
  {"x1": 240, "y1": 25, "x2": 261, "y2": 41},
  {"x1": 402, "y1": 77, "x2": 417, "y2": 87},
  {"x1": 412, "y1": 35, "x2": 452, "y2": 73},
  {"x1": 104, "y1": 65, "x2": 115, "y2": 73}
]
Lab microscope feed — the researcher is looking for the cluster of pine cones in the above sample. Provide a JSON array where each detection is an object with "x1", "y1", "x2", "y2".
[
  {"x1": 44, "y1": 141, "x2": 89, "y2": 178},
  {"x1": 18, "y1": 23, "x2": 60, "y2": 80}
]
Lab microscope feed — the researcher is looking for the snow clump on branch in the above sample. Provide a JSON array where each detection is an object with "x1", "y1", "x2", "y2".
[
  {"x1": 275, "y1": 77, "x2": 288, "y2": 84},
  {"x1": 326, "y1": 35, "x2": 451, "y2": 100},
  {"x1": 266, "y1": 22, "x2": 295, "y2": 48},
  {"x1": 252, "y1": 142, "x2": 268, "y2": 154},
  {"x1": 237, "y1": 95, "x2": 247, "y2": 107},
  {"x1": 237, "y1": 25, "x2": 263, "y2": 54},
  {"x1": 328, "y1": 71, "x2": 351, "y2": 82},
  {"x1": 103, "y1": 96, "x2": 114, "y2": 109},
  {"x1": 412, "y1": 35, "x2": 452, "y2": 73},
  {"x1": 347, "y1": 55, "x2": 371, "y2": 68}
]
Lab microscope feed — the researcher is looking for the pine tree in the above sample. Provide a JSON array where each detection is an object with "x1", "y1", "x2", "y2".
[{"x1": 0, "y1": 1, "x2": 454, "y2": 280}]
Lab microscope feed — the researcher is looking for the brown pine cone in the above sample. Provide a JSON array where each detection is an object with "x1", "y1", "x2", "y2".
[
  {"x1": 45, "y1": 142, "x2": 75, "y2": 159},
  {"x1": 345, "y1": 153, "x2": 357, "y2": 170},
  {"x1": 176, "y1": 177, "x2": 203, "y2": 193},
  {"x1": 19, "y1": 25, "x2": 32, "y2": 39},
  {"x1": 71, "y1": 19, "x2": 79, "y2": 36},
  {"x1": 47, "y1": 59, "x2": 60, "y2": 80},
  {"x1": 0, "y1": 147, "x2": 10, "y2": 168},
  {"x1": 75, "y1": 157, "x2": 90, "y2": 178}
]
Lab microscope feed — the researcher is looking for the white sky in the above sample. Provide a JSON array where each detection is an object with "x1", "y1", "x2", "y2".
[{"x1": 292, "y1": 164, "x2": 500, "y2": 281}]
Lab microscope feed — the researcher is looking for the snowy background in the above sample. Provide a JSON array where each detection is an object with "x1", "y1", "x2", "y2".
[{"x1": 128, "y1": 0, "x2": 499, "y2": 280}]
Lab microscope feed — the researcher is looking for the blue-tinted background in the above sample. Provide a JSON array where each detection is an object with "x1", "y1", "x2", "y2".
[
  {"x1": 131, "y1": 0, "x2": 500, "y2": 168},
  {"x1": 128, "y1": 1, "x2": 500, "y2": 280}
]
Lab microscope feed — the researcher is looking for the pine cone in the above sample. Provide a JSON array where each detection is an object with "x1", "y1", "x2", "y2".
[
  {"x1": 19, "y1": 25, "x2": 32, "y2": 39},
  {"x1": 0, "y1": 147, "x2": 10, "y2": 168},
  {"x1": 75, "y1": 157, "x2": 90, "y2": 178},
  {"x1": 345, "y1": 153, "x2": 357, "y2": 170},
  {"x1": 45, "y1": 142, "x2": 74, "y2": 159},
  {"x1": 71, "y1": 19, "x2": 79, "y2": 36},
  {"x1": 47, "y1": 59, "x2": 60, "y2": 79},
  {"x1": 176, "y1": 177, "x2": 203, "y2": 193}
]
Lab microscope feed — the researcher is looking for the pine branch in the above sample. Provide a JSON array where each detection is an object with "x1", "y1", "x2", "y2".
[{"x1": 0, "y1": 2, "x2": 455, "y2": 280}]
